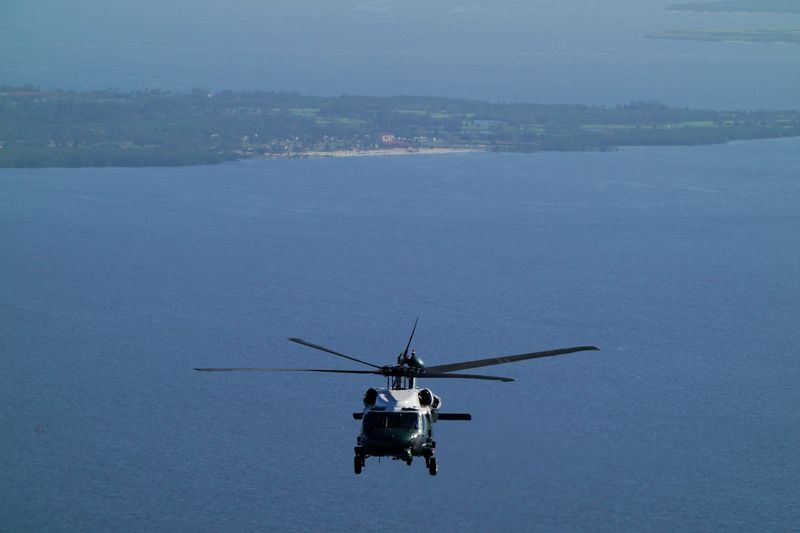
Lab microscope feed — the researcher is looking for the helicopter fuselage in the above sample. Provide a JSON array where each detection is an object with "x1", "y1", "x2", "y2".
[{"x1": 355, "y1": 388, "x2": 438, "y2": 464}]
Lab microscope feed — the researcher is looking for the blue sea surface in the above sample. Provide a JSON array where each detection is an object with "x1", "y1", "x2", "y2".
[{"x1": 2, "y1": 139, "x2": 800, "y2": 531}]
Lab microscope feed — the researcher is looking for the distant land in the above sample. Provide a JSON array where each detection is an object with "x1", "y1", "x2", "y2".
[
  {"x1": 648, "y1": 26, "x2": 800, "y2": 44},
  {"x1": 660, "y1": 2, "x2": 800, "y2": 46},
  {"x1": 669, "y1": 0, "x2": 800, "y2": 13},
  {"x1": 1, "y1": 87, "x2": 799, "y2": 168}
]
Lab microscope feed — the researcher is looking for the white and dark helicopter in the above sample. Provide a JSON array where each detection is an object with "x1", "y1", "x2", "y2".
[{"x1": 196, "y1": 320, "x2": 598, "y2": 476}]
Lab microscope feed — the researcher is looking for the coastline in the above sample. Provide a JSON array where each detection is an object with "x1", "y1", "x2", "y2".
[{"x1": 263, "y1": 147, "x2": 484, "y2": 159}]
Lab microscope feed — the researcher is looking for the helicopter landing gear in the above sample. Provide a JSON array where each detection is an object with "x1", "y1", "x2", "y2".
[
  {"x1": 402, "y1": 448, "x2": 413, "y2": 466},
  {"x1": 428, "y1": 456, "x2": 437, "y2": 476},
  {"x1": 354, "y1": 447, "x2": 366, "y2": 475}
]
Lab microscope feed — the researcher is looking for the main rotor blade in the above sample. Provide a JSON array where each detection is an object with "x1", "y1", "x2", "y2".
[
  {"x1": 418, "y1": 372, "x2": 514, "y2": 382},
  {"x1": 402, "y1": 317, "x2": 419, "y2": 358},
  {"x1": 424, "y1": 346, "x2": 599, "y2": 373},
  {"x1": 195, "y1": 367, "x2": 382, "y2": 375},
  {"x1": 288, "y1": 337, "x2": 382, "y2": 369}
]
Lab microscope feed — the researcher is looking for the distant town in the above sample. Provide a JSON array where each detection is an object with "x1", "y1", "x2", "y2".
[{"x1": 1, "y1": 87, "x2": 798, "y2": 168}]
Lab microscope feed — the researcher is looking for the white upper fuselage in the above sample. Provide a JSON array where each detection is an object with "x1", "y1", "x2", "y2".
[{"x1": 368, "y1": 388, "x2": 441, "y2": 413}]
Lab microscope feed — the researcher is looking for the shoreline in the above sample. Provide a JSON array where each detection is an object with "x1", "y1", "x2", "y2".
[
  {"x1": 2, "y1": 138, "x2": 800, "y2": 169},
  {"x1": 262, "y1": 147, "x2": 485, "y2": 159}
]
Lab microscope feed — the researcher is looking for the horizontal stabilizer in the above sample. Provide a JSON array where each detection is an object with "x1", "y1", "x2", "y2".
[
  {"x1": 436, "y1": 413, "x2": 472, "y2": 421},
  {"x1": 353, "y1": 413, "x2": 364, "y2": 420}
]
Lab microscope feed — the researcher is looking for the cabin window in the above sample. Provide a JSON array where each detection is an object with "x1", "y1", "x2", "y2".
[{"x1": 363, "y1": 412, "x2": 420, "y2": 431}]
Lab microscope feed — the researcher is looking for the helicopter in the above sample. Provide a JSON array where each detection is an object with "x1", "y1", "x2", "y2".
[{"x1": 195, "y1": 319, "x2": 598, "y2": 476}]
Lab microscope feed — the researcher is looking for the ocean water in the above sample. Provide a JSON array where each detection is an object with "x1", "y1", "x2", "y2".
[{"x1": 2, "y1": 139, "x2": 800, "y2": 531}]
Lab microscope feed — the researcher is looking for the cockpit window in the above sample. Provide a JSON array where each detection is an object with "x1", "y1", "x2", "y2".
[{"x1": 364, "y1": 412, "x2": 420, "y2": 431}]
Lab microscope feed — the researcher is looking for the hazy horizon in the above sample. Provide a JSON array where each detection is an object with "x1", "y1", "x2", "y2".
[{"x1": 2, "y1": 0, "x2": 800, "y2": 109}]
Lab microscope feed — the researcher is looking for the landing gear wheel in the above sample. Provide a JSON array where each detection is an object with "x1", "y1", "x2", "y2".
[
  {"x1": 428, "y1": 456, "x2": 437, "y2": 476},
  {"x1": 354, "y1": 455, "x2": 362, "y2": 475},
  {"x1": 425, "y1": 456, "x2": 430, "y2": 468},
  {"x1": 406, "y1": 457, "x2": 413, "y2": 466}
]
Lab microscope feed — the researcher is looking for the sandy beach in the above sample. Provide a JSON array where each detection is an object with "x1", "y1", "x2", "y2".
[{"x1": 266, "y1": 147, "x2": 484, "y2": 159}]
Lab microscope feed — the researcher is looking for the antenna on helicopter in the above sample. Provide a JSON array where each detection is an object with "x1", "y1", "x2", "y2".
[
  {"x1": 395, "y1": 317, "x2": 419, "y2": 388},
  {"x1": 402, "y1": 317, "x2": 418, "y2": 360}
]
